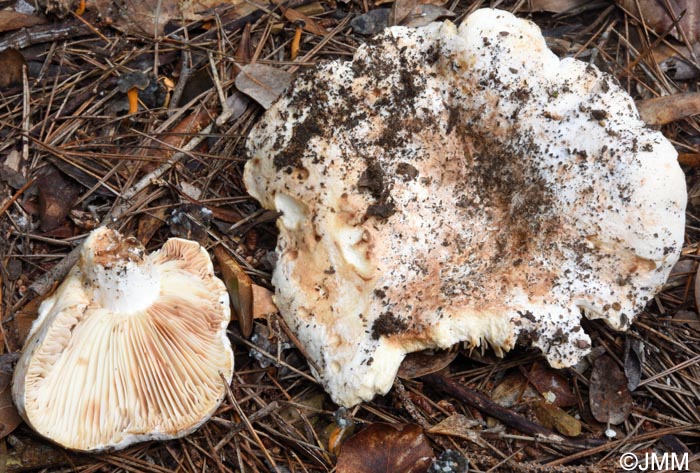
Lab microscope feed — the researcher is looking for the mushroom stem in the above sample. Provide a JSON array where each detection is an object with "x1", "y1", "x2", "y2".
[
  {"x1": 127, "y1": 88, "x2": 139, "y2": 114},
  {"x1": 79, "y1": 228, "x2": 160, "y2": 314},
  {"x1": 291, "y1": 26, "x2": 302, "y2": 60}
]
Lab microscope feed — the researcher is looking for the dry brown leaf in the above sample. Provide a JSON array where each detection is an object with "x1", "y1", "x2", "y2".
[
  {"x1": 397, "y1": 349, "x2": 457, "y2": 379},
  {"x1": 68, "y1": 209, "x2": 99, "y2": 230},
  {"x1": 336, "y1": 423, "x2": 433, "y2": 473},
  {"x1": 92, "y1": 0, "x2": 179, "y2": 36},
  {"x1": 637, "y1": 93, "x2": 700, "y2": 125},
  {"x1": 297, "y1": 2, "x2": 325, "y2": 16},
  {"x1": 252, "y1": 284, "x2": 278, "y2": 318},
  {"x1": 45, "y1": 155, "x2": 113, "y2": 197},
  {"x1": 279, "y1": 393, "x2": 325, "y2": 427},
  {"x1": 5, "y1": 436, "x2": 68, "y2": 469},
  {"x1": 92, "y1": 0, "x2": 257, "y2": 37},
  {"x1": 531, "y1": 400, "x2": 581, "y2": 437},
  {"x1": 673, "y1": 310, "x2": 700, "y2": 330},
  {"x1": 235, "y1": 22, "x2": 252, "y2": 65},
  {"x1": 617, "y1": 0, "x2": 699, "y2": 44},
  {"x1": 390, "y1": 0, "x2": 454, "y2": 28},
  {"x1": 427, "y1": 414, "x2": 482, "y2": 443},
  {"x1": 209, "y1": 206, "x2": 243, "y2": 224},
  {"x1": 0, "y1": 11, "x2": 46, "y2": 32},
  {"x1": 376, "y1": 0, "x2": 447, "y2": 6},
  {"x1": 282, "y1": 7, "x2": 328, "y2": 36},
  {"x1": 679, "y1": 153, "x2": 700, "y2": 167},
  {"x1": 156, "y1": 109, "x2": 212, "y2": 158},
  {"x1": 522, "y1": 361, "x2": 577, "y2": 407},
  {"x1": 589, "y1": 355, "x2": 632, "y2": 425},
  {"x1": 136, "y1": 207, "x2": 168, "y2": 245},
  {"x1": 652, "y1": 41, "x2": 700, "y2": 80},
  {"x1": 695, "y1": 263, "x2": 700, "y2": 316},
  {"x1": 235, "y1": 64, "x2": 293, "y2": 109},
  {"x1": 0, "y1": 49, "x2": 26, "y2": 89},
  {"x1": 491, "y1": 371, "x2": 539, "y2": 408},
  {"x1": 401, "y1": 5, "x2": 455, "y2": 28},
  {"x1": 390, "y1": 0, "x2": 417, "y2": 26},
  {"x1": 36, "y1": 168, "x2": 80, "y2": 232},
  {"x1": 351, "y1": 9, "x2": 391, "y2": 36},
  {"x1": 215, "y1": 246, "x2": 253, "y2": 337},
  {"x1": 667, "y1": 258, "x2": 697, "y2": 284},
  {"x1": 623, "y1": 338, "x2": 644, "y2": 391},
  {"x1": 525, "y1": 0, "x2": 588, "y2": 13},
  {"x1": 0, "y1": 355, "x2": 21, "y2": 440},
  {"x1": 659, "y1": 435, "x2": 700, "y2": 471},
  {"x1": 14, "y1": 293, "x2": 52, "y2": 348},
  {"x1": 0, "y1": 149, "x2": 26, "y2": 190}
]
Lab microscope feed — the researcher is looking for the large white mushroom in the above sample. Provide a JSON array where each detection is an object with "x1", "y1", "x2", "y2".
[
  {"x1": 243, "y1": 9, "x2": 687, "y2": 407},
  {"x1": 12, "y1": 227, "x2": 233, "y2": 451}
]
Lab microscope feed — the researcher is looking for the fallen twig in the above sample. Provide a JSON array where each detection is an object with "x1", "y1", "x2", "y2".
[
  {"x1": 0, "y1": 20, "x2": 90, "y2": 51},
  {"x1": 422, "y1": 373, "x2": 604, "y2": 449}
]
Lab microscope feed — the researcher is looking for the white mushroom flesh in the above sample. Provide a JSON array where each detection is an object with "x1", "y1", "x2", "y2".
[
  {"x1": 243, "y1": 9, "x2": 687, "y2": 407},
  {"x1": 12, "y1": 228, "x2": 233, "y2": 451}
]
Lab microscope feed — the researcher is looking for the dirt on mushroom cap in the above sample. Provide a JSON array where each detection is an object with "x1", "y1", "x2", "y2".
[{"x1": 243, "y1": 9, "x2": 687, "y2": 407}]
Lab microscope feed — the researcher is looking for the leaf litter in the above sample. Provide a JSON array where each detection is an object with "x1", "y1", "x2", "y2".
[
  {"x1": 589, "y1": 355, "x2": 632, "y2": 426},
  {"x1": 0, "y1": 0, "x2": 699, "y2": 471},
  {"x1": 336, "y1": 423, "x2": 433, "y2": 473}
]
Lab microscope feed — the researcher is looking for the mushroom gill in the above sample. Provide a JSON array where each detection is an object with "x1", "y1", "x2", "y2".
[{"x1": 12, "y1": 228, "x2": 233, "y2": 451}]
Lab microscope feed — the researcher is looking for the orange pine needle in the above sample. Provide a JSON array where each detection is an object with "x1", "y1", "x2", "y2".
[{"x1": 75, "y1": 0, "x2": 86, "y2": 15}]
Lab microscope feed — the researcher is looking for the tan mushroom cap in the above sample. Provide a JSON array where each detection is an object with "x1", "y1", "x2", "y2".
[
  {"x1": 12, "y1": 227, "x2": 233, "y2": 451},
  {"x1": 244, "y1": 9, "x2": 687, "y2": 406}
]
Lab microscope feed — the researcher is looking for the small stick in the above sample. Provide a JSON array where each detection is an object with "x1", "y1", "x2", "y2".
[
  {"x1": 22, "y1": 63, "x2": 29, "y2": 164},
  {"x1": 422, "y1": 373, "x2": 604, "y2": 449},
  {"x1": 209, "y1": 52, "x2": 229, "y2": 121},
  {"x1": 169, "y1": 31, "x2": 192, "y2": 111},
  {"x1": 0, "y1": 20, "x2": 89, "y2": 51},
  {"x1": 393, "y1": 378, "x2": 431, "y2": 430}
]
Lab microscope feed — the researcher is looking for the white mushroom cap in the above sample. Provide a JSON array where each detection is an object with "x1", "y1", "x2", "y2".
[
  {"x1": 12, "y1": 227, "x2": 233, "y2": 451},
  {"x1": 243, "y1": 9, "x2": 687, "y2": 407}
]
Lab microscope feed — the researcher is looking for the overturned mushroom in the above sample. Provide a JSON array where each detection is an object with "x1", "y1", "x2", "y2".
[
  {"x1": 244, "y1": 9, "x2": 687, "y2": 407},
  {"x1": 12, "y1": 227, "x2": 233, "y2": 451}
]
